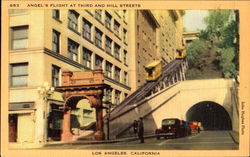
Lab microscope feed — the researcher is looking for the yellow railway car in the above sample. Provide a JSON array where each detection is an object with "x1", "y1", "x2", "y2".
[
  {"x1": 145, "y1": 60, "x2": 162, "y2": 81},
  {"x1": 176, "y1": 48, "x2": 187, "y2": 59}
]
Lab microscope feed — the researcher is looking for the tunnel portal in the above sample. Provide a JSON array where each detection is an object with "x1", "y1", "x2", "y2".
[{"x1": 186, "y1": 101, "x2": 232, "y2": 130}]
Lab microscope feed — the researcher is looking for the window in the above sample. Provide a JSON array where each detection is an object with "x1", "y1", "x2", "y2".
[
  {"x1": 114, "y1": 67, "x2": 120, "y2": 82},
  {"x1": 123, "y1": 10, "x2": 127, "y2": 21},
  {"x1": 124, "y1": 71, "x2": 128, "y2": 85},
  {"x1": 68, "y1": 10, "x2": 79, "y2": 31},
  {"x1": 52, "y1": 10, "x2": 60, "y2": 19},
  {"x1": 82, "y1": 19, "x2": 92, "y2": 40},
  {"x1": 105, "y1": 36, "x2": 112, "y2": 54},
  {"x1": 10, "y1": 63, "x2": 28, "y2": 87},
  {"x1": 114, "y1": 43, "x2": 120, "y2": 60},
  {"x1": 95, "y1": 28, "x2": 103, "y2": 48},
  {"x1": 68, "y1": 39, "x2": 79, "y2": 62},
  {"x1": 95, "y1": 10, "x2": 102, "y2": 22},
  {"x1": 105, "y1": 61, "x2": 112, "y2": 78},
  {"x1": 52, "y1": 65, "x2": 60, "y2": 87},
  {"x1": 52, "y1": 29, "x2": 60, "y2": 53},
  {"x1": 114, "y1": 20, "x2": 120, "y2": 37},
  {"x1": 83, "y1": 48, "x2": 92, "y2": 68},
  {"x1": 115, "y1": 90, "x2": 121, "y2": 105},
  {"x1": 11, "y1": 26, "x2": 28, "y2": 50},
  {"x1": 123, "y1": 50, "x2": 127, "y2": 65},
  {"x1": 105, "y1": 11, "x2": 112, "y2": 29},
  {"x1": 95, "y1": 55, "x2": 103, "y2": 69},
  {"x1": 123, "y1": 29, "x2": 127, "y2": 43},
  {"x1": 105, "y1": 88, "x2": 113, "y2": 103}
]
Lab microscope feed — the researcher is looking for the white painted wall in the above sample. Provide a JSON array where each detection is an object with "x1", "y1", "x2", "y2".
[{"x1": 106, "y1": 79, "x2": 238, "y2": 139}]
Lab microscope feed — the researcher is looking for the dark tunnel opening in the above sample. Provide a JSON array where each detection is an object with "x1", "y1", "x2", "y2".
[{"x1": 186, "y1": 101, "x2": 232, "y2": 130}]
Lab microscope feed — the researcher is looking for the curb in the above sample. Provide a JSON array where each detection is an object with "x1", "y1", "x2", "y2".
[
  {"x1": 43, "y1": 135, "x2": 156, "y2": 147},
  {"x1": 228, "y1": 131, "x2": 239, "y2": 144}
]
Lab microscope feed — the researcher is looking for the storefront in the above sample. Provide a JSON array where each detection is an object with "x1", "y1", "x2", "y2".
[{"x1": 9, "y1": 102, "x2": 35, "y2": 143}]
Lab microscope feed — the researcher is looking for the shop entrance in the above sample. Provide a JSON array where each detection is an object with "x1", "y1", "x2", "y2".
[{"x1": 9, "y1": 114, "x2": 18, "y2": 142}]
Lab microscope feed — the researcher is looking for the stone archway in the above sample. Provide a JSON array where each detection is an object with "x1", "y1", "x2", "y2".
[{"x1": 56, "y1": 69, "x2": 109, "y2": 141}]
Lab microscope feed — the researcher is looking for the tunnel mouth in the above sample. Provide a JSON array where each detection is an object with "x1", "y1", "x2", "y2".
[{"x1": 186, "y1": 101, "x2": 232, "y2": 130}]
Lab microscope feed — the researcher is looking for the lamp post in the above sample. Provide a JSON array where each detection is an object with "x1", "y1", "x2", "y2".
[
  {"x1": 37, "y1": 82, "x2": 54, "y2": 142},
  {"x1": 103, "y1": 90, "x2": 115, "y2": 140}
]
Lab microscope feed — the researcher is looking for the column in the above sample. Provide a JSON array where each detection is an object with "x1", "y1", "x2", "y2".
[
  {"x1": 95, "y1": 107, "x2": 105, "y2": 140},
  {"x1": 61, "y1": 108, "x2": 73, "y2": 142},
  {"x1": 34, "y1": 99, "x2": 45, "y2": 143},
  {"x1": 88, "y1": 95, "x2": 105, "y2": 140}
]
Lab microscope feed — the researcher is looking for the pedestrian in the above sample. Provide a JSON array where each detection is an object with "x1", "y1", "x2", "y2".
[
  {"x1": 133, "y1": 120, "x2": 138, "y2": 134},
  {"x1": 138, "y1": 117, "x2": 144, "y2": 143}
]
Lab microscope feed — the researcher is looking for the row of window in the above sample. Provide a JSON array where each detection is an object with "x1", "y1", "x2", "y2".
[
  {"x1": 10, "y1": 60, "x2": 128, "y2": 88},
  {"x1": 53, "y1": 19, "x2": 128, "y2": 63},
  {"x1": 52, "y1": 28, "x2": 128, "y2": 66},
  {"x1": 53, "y1": 10, "x2": 128, "y2": 44},
  {"x1": 10, "y1": 63, "x2": 127, "y2": 105},
  {"x1": 9, "y1": 63, "x2": 60, "y2": 87},
  {"x1": 104, "y1": 88, "x2": 128, "y2": 105},
  {"x1": 83, "y1": 47, "x2": 128, "y2": 85},
  {"x1": 10, "y1": 24, "x2": 128, "y2": 68}
]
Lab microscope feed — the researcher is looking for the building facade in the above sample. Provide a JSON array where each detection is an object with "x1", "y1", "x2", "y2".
[
  {"x1": 8, "y1": 9, "x2": 185, "y2": 144},
  {"x1": 8, "y1": 9, "x2": 131, "y2": 143}
]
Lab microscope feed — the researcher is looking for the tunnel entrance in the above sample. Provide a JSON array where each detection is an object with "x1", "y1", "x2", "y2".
[{"x1": 186, "y1": 101, "x2": 232, "y2": 130}]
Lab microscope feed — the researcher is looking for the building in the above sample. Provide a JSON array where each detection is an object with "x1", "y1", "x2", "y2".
[
  {"x1": 152, "y1": 10, "x2": 185, "y2": 64},
  {"x1": 128, "y1": 10, "x2": 160, "y2": 91},
  {"x1": 183, "y1": 31, "x2": 200, "y2": 46},
  {"x1": 8, "y1": 9, "x2": 131, "y2": 143},
  {"x1": 8, "y1": 9, "x2": 185, "y2": 144}
]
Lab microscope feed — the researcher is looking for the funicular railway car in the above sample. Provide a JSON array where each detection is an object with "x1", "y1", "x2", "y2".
[
  {"x1": 176, "y1": 48, "x2": 187, "y2": 59},
  {"x1": 145, "y1": 60, "x2": 162, "y2": 81}
]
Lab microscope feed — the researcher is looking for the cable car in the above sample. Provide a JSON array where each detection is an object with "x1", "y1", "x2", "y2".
[
  {"x1": 176, "y1": 48, "x2": 187, "y2": 59},
  {"x1": 145, "y1": 60, "x2": 162, "y2": 81}
]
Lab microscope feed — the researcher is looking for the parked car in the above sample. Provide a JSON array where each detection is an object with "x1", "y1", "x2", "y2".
[
  {"x1": 198, "y1": 122, "x2": 204, "y2": 131},
  {"x1": 189, "y1": 121, "x2": 200, "y2": 134},
  {"x1": 155, "y1": 118, "x2": 185, "y2": 140},
  {"x1": 182, "y1": 120, "x2": 191, "y2": 136}
]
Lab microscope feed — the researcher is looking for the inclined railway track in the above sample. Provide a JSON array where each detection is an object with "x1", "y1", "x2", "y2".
[{"x1": 108, "y1": 59, "x2": 183, "y2": 119}]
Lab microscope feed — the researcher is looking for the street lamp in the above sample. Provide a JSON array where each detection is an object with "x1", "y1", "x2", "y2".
[
  {"x1": 37, "y1": 82, "x2": 55, "y2": 142},
  {"x1": 103, "y1": 89, "x2": 115, "y2": 140},
  {"x1": 37, "y1": 82, "x2": 55, "y2": 101}
]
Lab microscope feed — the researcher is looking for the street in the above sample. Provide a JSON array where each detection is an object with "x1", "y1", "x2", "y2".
[{"x1": 44, "y1": 131, "x2": 238, "y2": 150}]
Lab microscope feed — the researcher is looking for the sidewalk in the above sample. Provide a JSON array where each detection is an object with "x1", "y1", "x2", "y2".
[
  {"x1": 43, "y1": 135, "x2": 155, "y2": 148},
  {"x1": 228, "y1": 131, "x2": 239, "y2": 144}
]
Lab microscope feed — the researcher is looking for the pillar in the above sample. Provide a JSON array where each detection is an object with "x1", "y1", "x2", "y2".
[
  {"x1": 88, "y1": 95, "x2": 105, "y2": 140},
  {"x1": 61, "y1": 108, "x2": 72, "y2": 142},
  {"x1": 94, "y1": 107, "x2": 105, "y2": 140}
]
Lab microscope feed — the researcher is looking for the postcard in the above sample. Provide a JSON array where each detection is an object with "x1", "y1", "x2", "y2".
[{"x1": 1, "y1": 0, "x2": 249, "y2": 157}]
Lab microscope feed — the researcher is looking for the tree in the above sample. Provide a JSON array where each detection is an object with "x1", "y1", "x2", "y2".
[{"x1": 186, "y1": 10, "x2": 238, "y2": 79}]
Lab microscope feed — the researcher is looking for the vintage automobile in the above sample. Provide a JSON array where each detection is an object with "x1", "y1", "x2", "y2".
[
  {"x1": 189, "y1": 121, "x2": 201, "y2": 134},
  {"x1": 155, "y1": 118, "x2": 185, "y2": 140},
  {"x1": 182, "y1": 120, "x2": 191, "y2": 136}
]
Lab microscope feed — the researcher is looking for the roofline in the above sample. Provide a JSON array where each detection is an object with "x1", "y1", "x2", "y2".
[{"x1": 142, "y1": 10, "x2": 160, "y2": 28}]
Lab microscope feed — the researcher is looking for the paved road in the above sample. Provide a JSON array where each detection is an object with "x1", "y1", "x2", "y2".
[{"x1": 45, "y1": 131, "x2": 238, "y2": 150}]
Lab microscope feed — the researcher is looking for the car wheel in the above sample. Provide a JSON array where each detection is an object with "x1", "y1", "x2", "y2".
[
  {"x1": 164, "y1": 136, "x2": 167, "y2": 139},
  {"x1": 156, "y1": 136, "x2": 160, "y2": 140}
]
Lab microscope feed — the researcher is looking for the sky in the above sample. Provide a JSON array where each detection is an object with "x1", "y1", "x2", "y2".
[{"x1": 183, "y1": 10, "x2": 208, "y2": 32}]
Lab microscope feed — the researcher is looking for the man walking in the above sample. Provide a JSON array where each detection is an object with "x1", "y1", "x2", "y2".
[{"x1": 138, "y1": 117, "x2": 144, "y2": 143}]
